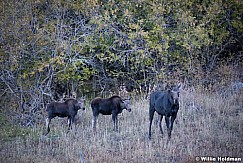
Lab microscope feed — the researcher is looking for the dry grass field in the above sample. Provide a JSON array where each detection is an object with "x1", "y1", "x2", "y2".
[{"x1": 0, "y1": 87, "x2": 242, "y2": 163}]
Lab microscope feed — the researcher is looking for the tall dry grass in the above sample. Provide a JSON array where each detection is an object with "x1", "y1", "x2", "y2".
[{"x1": 0, "y1": 88, "x2": 242, "y2": 163}]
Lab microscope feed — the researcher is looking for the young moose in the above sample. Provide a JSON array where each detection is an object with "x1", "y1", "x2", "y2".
[
  {"x1": 91, "y1": 96, "x2": 131, "y2": 132},
  {"x1": 45, "y1": 97, "x2": 86, "y2": 135},
  {"x1": 149, "y1": 84, "x2": 181, "y2": 140}
]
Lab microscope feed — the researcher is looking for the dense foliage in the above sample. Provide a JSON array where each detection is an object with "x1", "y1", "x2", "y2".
[{"x1": 0, "y1": 0, "x2": 242, "y2": 125}]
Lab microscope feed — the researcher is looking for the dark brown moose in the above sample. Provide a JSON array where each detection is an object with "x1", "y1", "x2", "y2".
[
  {"x1": 149, "y1": 84, "x2": 181, "y2": 141},
  {"x1": 91, "y1": 95, "x2": 131, "y2": 132},
  {"x1": 45, "y1": 97, "x2": 86, "y2": 135}
]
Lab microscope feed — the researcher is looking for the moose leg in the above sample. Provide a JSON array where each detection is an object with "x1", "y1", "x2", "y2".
[
  {"x1": 92, "y1": 115, "x2": 98, "y2": 132},
  {"x1": 149, "y1": 107, "x2": 155, "y2": 139},
  {"x1": 112, "y1": 113, "x2": 118, "y2": 131},
  {"x1": 45, "y1": 118, "x2": 51, "y2": 135},
  {"x1": 67, "y1": 117, "x2": 72, "y2": 133},
  {"x1": 165, "y1": 116, "x2": 172, "y2": 140},
  {"x1": 170, "y1": 113, "x2": 177, "y2": 135},
  {"x1": 115, "y1": 116, "x2": 118, "y2": 131},
  {"x1": 159, "y1": 115, "x2": 164, "y2": 135},
  {"x1": 68, "y1": 117, "x2": 71, "y2": 129},
  {"x1": 71, "y1": 116, "x2": 77, "y2": 133}
]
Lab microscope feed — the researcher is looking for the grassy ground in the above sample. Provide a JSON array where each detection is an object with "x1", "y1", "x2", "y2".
[{"x1": 0, "y1": 88, "x2": 242, "y2": 163}]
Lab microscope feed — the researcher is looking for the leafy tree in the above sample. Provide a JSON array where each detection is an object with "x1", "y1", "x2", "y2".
[{"x1": 0, "y1": 0, "x2": 242, "y2": 125}]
